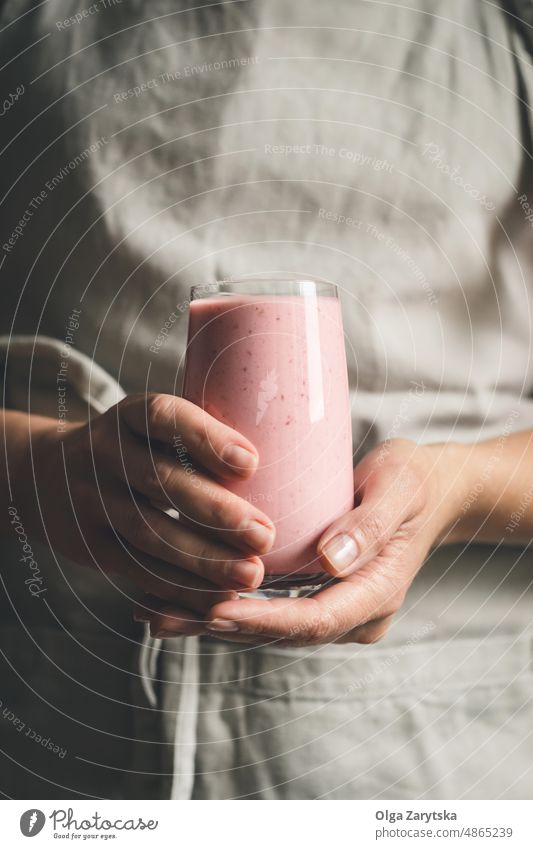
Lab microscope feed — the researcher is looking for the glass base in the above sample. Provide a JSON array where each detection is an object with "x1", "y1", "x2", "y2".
[{"x1": 239, "y1": 572, "x2": 331, "y2": 599}]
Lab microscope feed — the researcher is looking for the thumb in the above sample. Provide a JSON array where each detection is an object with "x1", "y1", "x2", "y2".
[{"x1": 317, "y1": 464, "x2": 420, "y2": 578}]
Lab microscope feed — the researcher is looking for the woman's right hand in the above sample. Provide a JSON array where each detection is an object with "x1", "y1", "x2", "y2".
[{"x1": 15, "y1": 394, "x2": 274, "y2": 614}]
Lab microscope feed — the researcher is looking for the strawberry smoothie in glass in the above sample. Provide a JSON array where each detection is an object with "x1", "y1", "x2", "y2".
[{"x1": 182, "y1": 277, "x2": 354, "y2": 595}]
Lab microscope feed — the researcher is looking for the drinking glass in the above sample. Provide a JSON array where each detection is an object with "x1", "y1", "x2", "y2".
[{"x1": 182, "y1": 276, "x2": 353, "y2": 596}]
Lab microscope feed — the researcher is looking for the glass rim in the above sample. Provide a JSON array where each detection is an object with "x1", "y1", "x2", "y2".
[{"x1": 190, "y1": 274, "x2": 338, "y2": 300}]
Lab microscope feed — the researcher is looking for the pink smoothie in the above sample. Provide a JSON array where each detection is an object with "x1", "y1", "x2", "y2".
[{"x1": 183, "y1": 293, "x2": 354, "y2": 584}]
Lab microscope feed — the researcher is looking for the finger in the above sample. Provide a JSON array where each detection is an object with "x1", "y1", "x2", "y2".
[
  {"x1": 205, "y1": 570, "x2": 400, "y2": 642},
  {"x1": 134, "y1": 596, "x2": 207, "y2": 637},
  {"x1": 126, "y1": 553, "x2": 238, "y2": 612},
  {"x1": 180, "y1": 614, "x2": 394, "y2": 647},
  {"x1": 138, "y1": 604, "x2": 280, "y2": 645},
  {"x1": 119, "y1": 393, "x2": 259, "y2": 479},
  {"x1": 136, "y1": 599, "x2": 391, "y2": 647},
  {"x1": 112, "y1": 498, "x2": 265, "y2": 590},
  {"x1": 317, "y1": 460, "x2": 423, "y2": 578},
  {"x1": 108, "y1": 427, "x2": 275, "y2": 556},
  {"x1": 205, "y1": 595, "x2": 338, "y2": 641},
  {"x1": 133, "y1": 596, "x2": 281, "y2": 642},
  {"x1": 100, "y1": 534, "x2": 238, "y2": 612}
]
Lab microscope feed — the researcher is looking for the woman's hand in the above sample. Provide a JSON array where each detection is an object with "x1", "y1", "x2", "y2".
[
  {"x1": 11, "y1": 395, "x2": 275, "y2": 612},
  {"x1": 138, "y1": 438, "x2": 462, "y2": 642}
]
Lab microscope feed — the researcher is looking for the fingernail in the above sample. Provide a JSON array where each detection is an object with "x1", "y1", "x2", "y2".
[
  {"x1": 153, "y1": 629, "x2": 180, "y2": 639},
  {"x1": 133, "y1": 611, "x2": 150, "y2": 622},
  {"x1": 321, "y1": 532, "x2": 359, "y2": 575},
  {"x1": 240, "y1": 519, "x2": 275, "y2": 554},
  {"x1": 229, "y1": 559, "x2": 263, "y2": 588},
  {"x1": 206, "y1": 619, "x2": 239, "y2": 632},
  {"x1": 221, "y1": 444, "x2": 257, "y2": 474}
]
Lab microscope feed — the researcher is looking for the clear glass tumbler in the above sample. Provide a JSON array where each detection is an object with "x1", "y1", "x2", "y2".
[{"x1": 182, "y1": 276, "x2": 354, "y2": 596}]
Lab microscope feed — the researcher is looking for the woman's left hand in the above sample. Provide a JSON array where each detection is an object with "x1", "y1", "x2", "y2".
[{"x1": 136, "y1": 438, "x2": 463, "y2": 645}]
